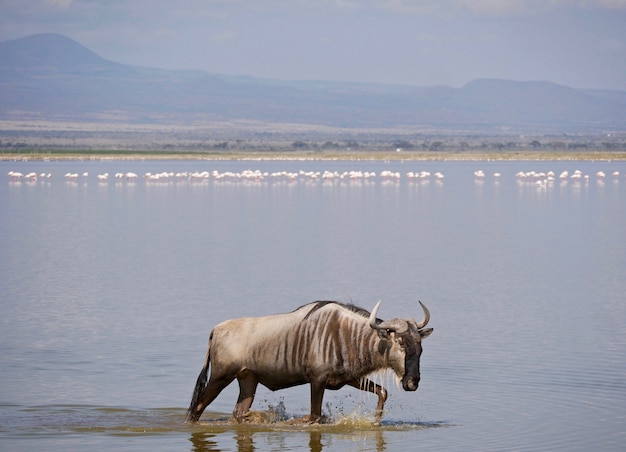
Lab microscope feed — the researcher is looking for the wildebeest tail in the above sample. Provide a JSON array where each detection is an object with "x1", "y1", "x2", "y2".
[{"x1": 186, "y1": 338, "x2": 211, "y2": 421}]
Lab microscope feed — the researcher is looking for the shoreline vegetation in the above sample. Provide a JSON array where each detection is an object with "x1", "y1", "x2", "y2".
[
  {"x1": 2, "y1": 149, "x2": 626, "y2": 162},
  {"x1": 1, "y1": 119, "x2": 625, "y2": 162}
]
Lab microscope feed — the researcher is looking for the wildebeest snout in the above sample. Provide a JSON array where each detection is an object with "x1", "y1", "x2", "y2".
[{"x1": 402, "y1": 374, "x2": 420, "y2": 391}]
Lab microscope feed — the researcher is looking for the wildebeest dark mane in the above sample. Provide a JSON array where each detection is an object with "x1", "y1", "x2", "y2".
[{"x1": 300, "y1": 300, "x2": 381, "y2": 323}]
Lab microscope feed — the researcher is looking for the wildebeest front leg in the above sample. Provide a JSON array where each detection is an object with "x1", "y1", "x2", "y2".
[
  {"x1": 233, "y1": 370, "x2": 258, "y2": 422},
  {"x1": 309, "y1": 379, "x2": 327, "y2": 423},
  {"x1": 190, "y1": 375, "x2": 235, "y2": 422},
  {"x1": 347, "y1": 379, "x2": 388, "y2": 425}
]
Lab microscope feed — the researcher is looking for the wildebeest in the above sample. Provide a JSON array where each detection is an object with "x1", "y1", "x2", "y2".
[{"x1": 186, "y1": 300, "x2": 433, "y2": 424}]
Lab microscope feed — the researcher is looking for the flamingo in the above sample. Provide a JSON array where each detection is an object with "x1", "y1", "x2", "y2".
[
  {"x1": 570, "y1": 170, "x2": 582, "y2": 181},
  {"x1": 322, "y1": 170, "x2": 339, "y2": 180},
  {"x1": 189, "y1": 171, "x2": 210, "y2": 182},
  {"x1": 381, "y1": 170, "x2": 400, "y2": 180},
  {"x1": 8, "y1": 171, "x2": 24, "y2": 181}
]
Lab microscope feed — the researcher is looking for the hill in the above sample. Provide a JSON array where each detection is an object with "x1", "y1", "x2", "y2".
[{"x1": 1, "y1": 33, "x2": 625, "y2": 133}]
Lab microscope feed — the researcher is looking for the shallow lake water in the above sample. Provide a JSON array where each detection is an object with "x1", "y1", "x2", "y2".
[{"x1": 1, "y1": 159, "x2": 625, "y2": 451}]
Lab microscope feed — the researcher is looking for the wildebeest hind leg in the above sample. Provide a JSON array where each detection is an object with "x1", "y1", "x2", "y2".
[
  {"x1": 233, "y1": 370, "x2": 258, "y2": 422},
  {"x1": 347, "y1": 379, "x2": 388, "y2": 425}
]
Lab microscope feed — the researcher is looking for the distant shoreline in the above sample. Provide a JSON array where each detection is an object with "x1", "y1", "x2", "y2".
[{"x1": 2, "y1": 150, "x2": 626, "y2": 162}]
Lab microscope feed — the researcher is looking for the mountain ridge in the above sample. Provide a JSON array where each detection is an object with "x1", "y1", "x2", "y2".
[{"x1": 1, "y1": 33, "x2": 625, "y2": 132}]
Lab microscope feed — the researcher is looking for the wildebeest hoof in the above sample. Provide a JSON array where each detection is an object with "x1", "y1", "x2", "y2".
[{"x1": 306, "y1": 415, "x2": 328, "y2": 424}]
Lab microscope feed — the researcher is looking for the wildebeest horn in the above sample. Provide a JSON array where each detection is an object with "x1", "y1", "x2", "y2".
[
  {"x1": 369, "y1": 300, "x2": 383, "y2": 330},
  {"x1": 415, "y1": 300, "x2": 430, "y2": 329},
  {"x1": 369, "y1": 300, "x2": 409, "y2": 333}
]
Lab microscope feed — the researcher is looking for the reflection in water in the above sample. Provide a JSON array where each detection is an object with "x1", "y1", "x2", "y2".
[
  {"x1": 189, "y1": 426, "x2": 387, "y2": 452},
  {"x1": 308, "y1": 431, "x2": 323, "y2": 452},
  {"x1": 235, "y1": 430, "x2": 254, "y2": 451},
  {"x1": 190, "y1": 431, "x2": 221, "y2": 451}
]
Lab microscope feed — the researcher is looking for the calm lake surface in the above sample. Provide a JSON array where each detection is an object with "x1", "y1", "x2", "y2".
[{"x1": 1, "y1": 159, "x2": 625, "y2": 451}]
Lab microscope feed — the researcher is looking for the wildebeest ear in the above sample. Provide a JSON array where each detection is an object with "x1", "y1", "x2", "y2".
[{"x1": 420, "y1": 328, "x2": 433, "y2": 339}]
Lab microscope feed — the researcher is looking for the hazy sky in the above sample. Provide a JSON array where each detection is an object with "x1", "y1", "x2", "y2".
[{"x1": 2, "y1": 0, "x2": 625, "y2": 90}]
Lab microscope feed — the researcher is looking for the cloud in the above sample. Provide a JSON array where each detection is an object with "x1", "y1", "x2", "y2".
[
  {"x1": 458, "y1": 0, "x2": 536, "y2": 14},
  {"x1": 595, "y1": 0, "x2": 626, "y2": 9},
  {"x1": 376, "y1": 0, "x2": 440, "y2": 14},
  {"x1": 44, "y1": 0, "x2": 74, "y2": 7},
  {"x1": 4, "y1": 0, "x2": 625, "y2": 29},
  {"x1": 209, "y1": 29, "x2": 238, "y2": 44},
  {"x1": 378, "y1": 0, "x2": 626, "y2": 15}
]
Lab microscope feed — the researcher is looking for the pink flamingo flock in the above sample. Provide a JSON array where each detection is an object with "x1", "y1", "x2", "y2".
[
  {"x1": 473, "y1": 168, "x2": 622, "y2": 187},
  {"x1": 7, "y1": 168, "x2": 623, "y2": 185}
]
